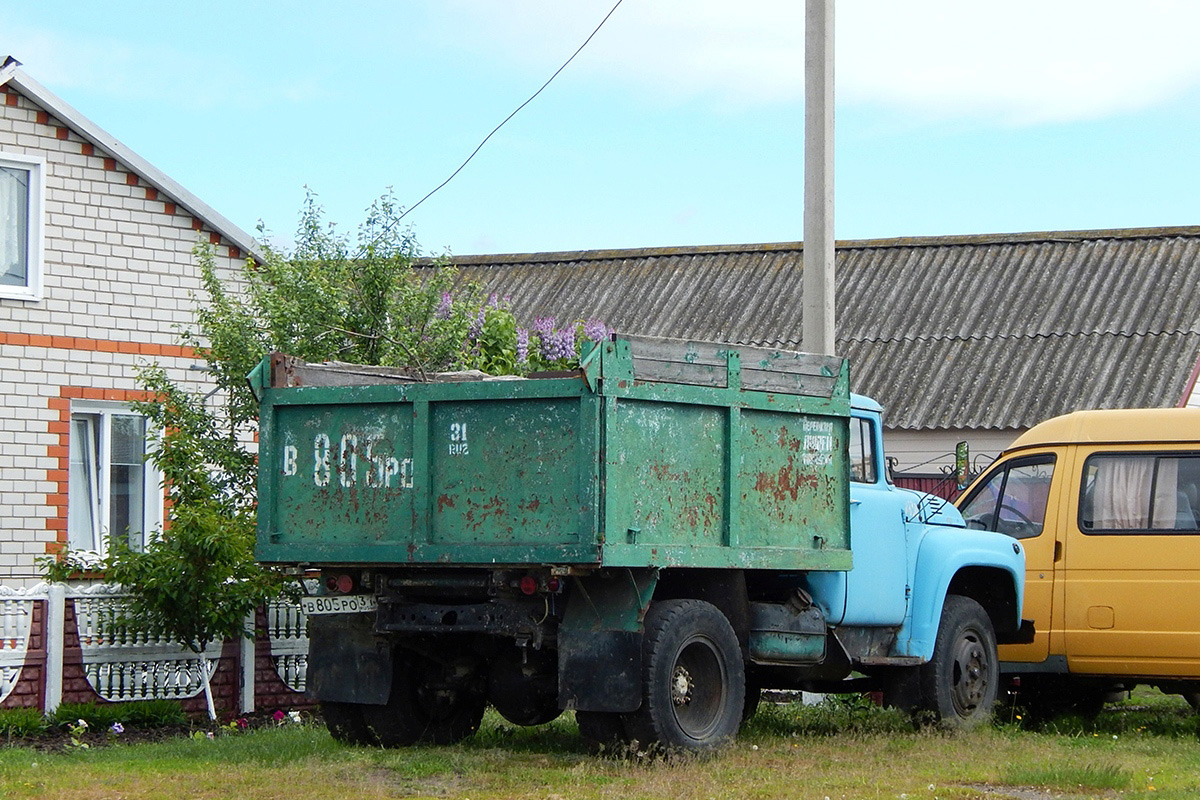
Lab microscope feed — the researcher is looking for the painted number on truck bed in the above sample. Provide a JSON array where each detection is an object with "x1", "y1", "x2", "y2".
[
  {"x1": 802, "y1": 419, "x2": 835, "y2": 468},
  {"x1": 281, "y1": 434, "x2": 414, "y2": 490}
]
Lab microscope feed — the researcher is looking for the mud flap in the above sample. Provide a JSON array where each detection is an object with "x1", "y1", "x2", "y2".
[
  {"x1": 558, "y1": 568, "x2": 658, "y2": 713},
  {"x1": 305, "y1": 615, "x2": 393, "y2": 705}
]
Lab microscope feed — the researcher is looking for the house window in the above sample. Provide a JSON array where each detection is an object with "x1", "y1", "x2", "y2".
[
  {"x1": 0, "y1": 152, "x2": 44, "y2": 301},
  {"x1": 67, "y1": 403, "x2": 163, "y2": 554}
]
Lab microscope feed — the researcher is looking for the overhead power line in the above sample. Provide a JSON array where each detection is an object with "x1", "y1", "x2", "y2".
[{"x1": 361, "y1": 0, "x2": 625, "y2": 254}]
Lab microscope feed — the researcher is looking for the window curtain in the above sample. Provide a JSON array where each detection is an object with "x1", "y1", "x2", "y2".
[
  {"x1": 0, "y1": 165, "x2": 29, "y2": 285},
  {"x1": 1092, "y1": 456, "x2": 1178, "y2": 529}
]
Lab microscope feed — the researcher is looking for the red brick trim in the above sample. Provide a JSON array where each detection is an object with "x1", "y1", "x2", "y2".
[
  {"x1": 35, "y1": 111, "x2": 48, "y2": 124},
  {"x1": 55, "y1": 127, "x2": 68, "y2": 140},
  {"x1": 209, "y1": 232, "x2": 220, "y2": 245},
  {"x1": 191, "y1": 218, "x2": 203, "y2": 232},
  {"x1": 0, "y1": 331, "x2": 197, "y2": 359},
  {"x1": 81, "y1": 143, "x2": 94, "y2": 157},
  {"x1": 4, "y1": 93, "x2": 16, "y2": 107},
  {"x1": 146, "y1": 188, "x2": 158, "y2": 201},
  {"x1": 126, "y1": 173, "x2": 138, "y2": 187},
  {"x1": 163, "y1": 202, "x2": 177, "y2": 216},
  {"x1": 103, "y1": 158, "x2": 116, "y2": 171}
]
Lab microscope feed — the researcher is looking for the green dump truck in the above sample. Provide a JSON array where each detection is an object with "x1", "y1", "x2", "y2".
[{"x1": 252, "y1": 335, "x2": 1027, "y2": 752}]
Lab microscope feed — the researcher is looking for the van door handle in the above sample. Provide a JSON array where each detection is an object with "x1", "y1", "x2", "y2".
[{"x1": 1053, "y1": 541, "x2": 1063, "y2": 563}]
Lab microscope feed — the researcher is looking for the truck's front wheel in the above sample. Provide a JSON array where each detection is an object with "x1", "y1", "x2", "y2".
[
  {"x1": 625, "y1": 599, "x2": 744, "y2": 753},
  {"x1": 918, "y1": 595, "x2": 998, "y2": 728}
]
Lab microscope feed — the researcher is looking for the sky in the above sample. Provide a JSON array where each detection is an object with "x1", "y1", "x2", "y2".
[{"x1": 4, "y1": 0, "x2": 1200, "y2": 257}]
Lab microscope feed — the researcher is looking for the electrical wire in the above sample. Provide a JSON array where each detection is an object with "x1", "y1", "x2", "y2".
[{"x1": 357, "y1": 0, "x2": 625, "y2": 256}]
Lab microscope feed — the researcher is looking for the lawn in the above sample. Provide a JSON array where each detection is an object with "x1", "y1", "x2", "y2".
[{"x1": 1, "y1": 691, "x2": 1197, "y2": 800}]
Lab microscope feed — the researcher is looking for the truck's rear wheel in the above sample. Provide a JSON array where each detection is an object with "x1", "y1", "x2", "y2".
[
  {"x1": 320, "y1": 700, "x2": 377, "y2": 746},
  {"x1": 625, "y1": 599, "x2": 744, "y2": 753},
  {"x1": 362, "y1": 650, "x2": 486, "y2": 746},
  {"x1": 917, "y1": 595, "x2": 997, "y2": 728}
]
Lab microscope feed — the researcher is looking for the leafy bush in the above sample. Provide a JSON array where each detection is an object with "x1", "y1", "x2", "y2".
[
  {"x1": 51, "y1": 701, "x2": 126, "y2": 730},
  {"x1": 121, "y1": 699, "x2": 188, "y2": 727},
  {"x1": 0, "y1": 707, "x2": 50, "y2": 738}
]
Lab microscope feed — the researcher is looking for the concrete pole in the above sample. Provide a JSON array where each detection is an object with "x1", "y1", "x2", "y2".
[
  {"x1": 43, "y1": 583, "x2": 65, "y2": 714},
  {"x1": 803, "y1": 0, "x2": 836, "y2": 355}
]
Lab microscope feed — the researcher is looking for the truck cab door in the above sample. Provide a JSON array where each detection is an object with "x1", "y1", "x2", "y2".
[
  {"x1": 958, "y1": 451, "x2": 1059, "y2": 663},
  {"x1": 828, "y1": 413, "x2": 909, "y2": 626}
]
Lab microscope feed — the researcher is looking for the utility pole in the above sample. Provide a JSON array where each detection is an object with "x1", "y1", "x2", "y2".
[{"x1": 802, "y1": 0, "x2": 835, "y2": 355}]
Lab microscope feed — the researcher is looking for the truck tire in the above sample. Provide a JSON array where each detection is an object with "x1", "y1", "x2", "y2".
[
  {"x1": 917, "y1": 595, "x2": 998, "y2": 729},
  {"x1": 625, "y1": 599, "x2": 744, "y2": 753},
  {"x1": 362, "y1": 650, "x2": 486, "y2": 746},
  {"x1": 320, "y1": 701, "x2": 377, "y2": 746}
]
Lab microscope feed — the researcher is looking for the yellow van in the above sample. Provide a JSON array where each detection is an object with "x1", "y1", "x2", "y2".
[{"x1": 955, "y1": 407, "x2": 1200, "y2": 715}]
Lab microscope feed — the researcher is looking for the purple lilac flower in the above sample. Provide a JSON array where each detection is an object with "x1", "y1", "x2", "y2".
[
  {"x1": 435, "y1": 291, "x2": 453, "y2": 319},
  {"x1": 532, "y1": 317, "x2": 556, "y2": 336},
  {"x1": 583, "y1": 319, "x2": 609, "y2": 342},
  {"x1": 542, "y1": 327, "x2": 576, "y2": 362},
  {"x1": 516, "y1": 328, "x2": 530, "y2": 365},
  {"x1": 468, "y1": 307, "x2": 486, "y2": 341},
  {"x1": 487, "y1": 293, "x2": 500, "y2": 309}
]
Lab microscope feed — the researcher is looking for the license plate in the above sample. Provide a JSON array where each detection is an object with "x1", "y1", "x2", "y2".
[{"x1": 300, "y1": 594, "x2": 379, "y2": 615}]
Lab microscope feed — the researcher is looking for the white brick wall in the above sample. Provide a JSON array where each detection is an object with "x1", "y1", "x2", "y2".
[{"x1": 0, "y1": 85, "x2": 250, "y2": 585}]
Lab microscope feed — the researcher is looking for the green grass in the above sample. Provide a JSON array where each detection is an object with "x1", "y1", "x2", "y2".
[{"x1": 0, "y1": 694, "x2": 1198, "y2": 799}]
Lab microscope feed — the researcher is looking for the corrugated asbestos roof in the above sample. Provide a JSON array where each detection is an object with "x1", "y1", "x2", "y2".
[{"x1": 443, "y1": 228, "x2": 1200, "y2": 431}]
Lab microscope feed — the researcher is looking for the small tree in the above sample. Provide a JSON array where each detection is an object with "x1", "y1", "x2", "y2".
[{"x1": 103, "y1": 191, "x2": 609, "y2": 719}]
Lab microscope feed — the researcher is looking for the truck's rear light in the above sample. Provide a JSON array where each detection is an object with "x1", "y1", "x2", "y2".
[
  {"x1": 547, "y1": 577, "x2": 561, "y2": 593},
  {"x1": 325, "y1": 573, "x2": 355, "y2": 594},
  {"x1": 519, "y1": 575, "x2": 538, "y2": 595}
]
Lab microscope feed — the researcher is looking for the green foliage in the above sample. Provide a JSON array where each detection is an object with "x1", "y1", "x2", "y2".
[
  {"x1": 51, "y1": 702, "x2": 126, "y2": 731},
  {"x1": 34, "y1": 545, "x2": 105, "y2": 582},
  {"x1": 119, "y1": 700, "x2": 188, "y2": 728},
  {"x1": 1001, "y1": 762, "x2": 1131, "y2": 791},
  {"x1": 104, "y1": 504, "x2": 276, "y2": 654},
  {"x1": 0, "y1": 708, "x2": 50, "y2": 738}
]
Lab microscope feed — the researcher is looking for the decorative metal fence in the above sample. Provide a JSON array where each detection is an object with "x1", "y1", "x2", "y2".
[{"x1": 0, "y1": 582, "x2": 310, "y2": 712}]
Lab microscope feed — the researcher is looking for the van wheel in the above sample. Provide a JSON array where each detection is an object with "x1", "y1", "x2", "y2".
[
  {"x1": 917, "y1": 595, "x2": 998, "y2": 728},
  {"x1": 362, "y1": 650, "x2": 486, "y2": 746},
  {"x1": 624, "y1": 599, "x2": 744, "y2": 753}
]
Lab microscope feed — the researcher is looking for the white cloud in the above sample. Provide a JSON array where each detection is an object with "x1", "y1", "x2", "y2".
[
  {"x1": 0, "y1": 20, "x2": 313, "y2": 112},
  {"x1": 445, "y1": 0, "x2": 1200, "y2": 125}
]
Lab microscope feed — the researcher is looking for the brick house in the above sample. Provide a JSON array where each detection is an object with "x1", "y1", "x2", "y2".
[
  {"x1": 0, "y1": 58, "x2": 305, "y2": 715},
  {"x1": 0, "y1": 57, "x2": 258, "y2": 585}
]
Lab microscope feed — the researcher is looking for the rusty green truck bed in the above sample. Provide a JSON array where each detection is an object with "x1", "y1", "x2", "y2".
[{"x1": 254, "y1": 335, "x2": 852, "y2": 572}]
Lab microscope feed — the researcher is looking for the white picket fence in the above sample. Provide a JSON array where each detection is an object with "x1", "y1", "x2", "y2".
[{"x1": 0, "y1": 583, "x2": 309, "y2": 712}]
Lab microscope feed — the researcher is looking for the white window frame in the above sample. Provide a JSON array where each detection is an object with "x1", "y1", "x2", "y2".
[
  {"x1": 0, "y1": 151, "x2": 45, "y2": 302},
  {"x1": 67, "y1": 400, "x2": 164, "y2": 556}
]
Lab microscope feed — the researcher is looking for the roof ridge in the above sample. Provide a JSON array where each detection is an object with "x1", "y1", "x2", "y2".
[
  {"x1": 842, "y1": 328, "x2": 1200, "y2": 345},
  {"x1": 440, "y1": 226, "x2": 1200, "y2": 264}
]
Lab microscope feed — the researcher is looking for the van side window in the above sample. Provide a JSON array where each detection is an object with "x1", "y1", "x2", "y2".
[
  {"x1": 1080, "y1": 453, "x2": 1200, "y2": 533},
  {"x1": 959, "y1": 456, "x2": 1055, "y2": 540},
  {"x1": 849, "y1": 417, "x2": 876, "y2": 483}
]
